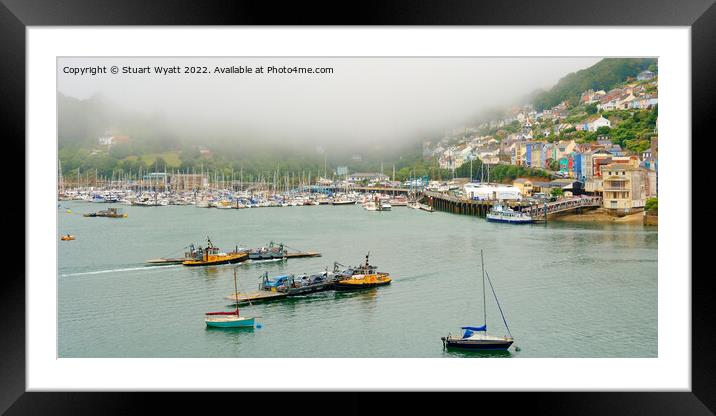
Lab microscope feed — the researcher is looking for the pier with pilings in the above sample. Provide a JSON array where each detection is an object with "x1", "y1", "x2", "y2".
[
  {"x1": 422, "y1": 191, "x2": 514, "y2": 217},
  {"x1": 421, "y1": 191, "x2": 602, "y2": 219}
]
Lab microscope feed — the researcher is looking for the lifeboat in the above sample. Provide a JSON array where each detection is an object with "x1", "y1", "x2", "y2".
[{"x1": 60, "y1": 235, "x2": 75, "y2": 241}]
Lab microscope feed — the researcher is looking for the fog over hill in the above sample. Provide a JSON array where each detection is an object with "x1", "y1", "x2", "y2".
[{"x1": 58, "y1": 57, "x2": 601, "y2": 154}]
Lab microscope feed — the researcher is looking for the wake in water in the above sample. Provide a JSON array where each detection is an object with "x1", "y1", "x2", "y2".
[
  {"x1": 60, "y1": 258, "x2": 286, "y2": 277},
  {"x1": 60, "y1": 264, "x2": 180, "y2": 277}
]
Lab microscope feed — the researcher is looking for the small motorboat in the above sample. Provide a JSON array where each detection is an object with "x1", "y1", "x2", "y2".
[
  {"x1": 60, "y1": 234, "x2": 75, "y2": 241},
  {"x1": 363, "y1": 196, "x2": 391, "y2": 211},
  {"x1": 408, "y1": 201, "x2": 434, "y2": 212},
  {"x1": 83, "y1": 207, "x2": 127, "y2": 218}
]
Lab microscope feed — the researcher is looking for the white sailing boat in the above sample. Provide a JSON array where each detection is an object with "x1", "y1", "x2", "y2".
[{"x1": 441, "y1": 250, "x2": 514, "y2": 351}]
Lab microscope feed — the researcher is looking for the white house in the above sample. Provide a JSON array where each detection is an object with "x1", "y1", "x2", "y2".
[
  {"x1": 637, "y1": 70, "x2": 656, "y2": 81},
  {"x1": 589, "y1": 116, "x2": 611, "y2": 132}
]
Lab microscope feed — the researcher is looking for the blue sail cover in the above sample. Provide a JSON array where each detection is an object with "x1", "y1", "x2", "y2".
[
  {"x1": 461, "y1": 325, "x2": 486, "y2": 338},
  {"x1": 461, "y1": 325, "x2": 487, "y2": 331}
]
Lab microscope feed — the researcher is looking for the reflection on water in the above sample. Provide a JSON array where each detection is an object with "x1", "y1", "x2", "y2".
[
  {"x1": 443, "y1": 349, "x2": 513, "y2": 358},
  {"x1": 205, "y1": 326, "x2": 255, "y2": 334},
  {"x1": 59, "y1": 202, "x2": 657, "y2": 358}
]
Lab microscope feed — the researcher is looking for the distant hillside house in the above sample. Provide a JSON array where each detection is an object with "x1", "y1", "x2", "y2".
[
  {"x1": 198, "y1": 146, "x2": 212, "y2": 156},
  {"x1": 589, "y1": 116, "x2": 611, "y2": 132},
  {"x1": 98, "y1": 135, "x2": 130, "y2": 146},
  {"x1": 637, "y1": 70, "x2": 656, "y2": 81}
]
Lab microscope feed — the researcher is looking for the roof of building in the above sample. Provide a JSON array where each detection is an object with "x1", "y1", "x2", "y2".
[
  {"x1": 349, "y1": 172, "x2": 388, "y2": 177},
  {"x1": 603, "y1": 163, "x2": 642, "y2": 172},
  {"x1": 550, "y1": 178, "x2": 579, "y2": 185}
]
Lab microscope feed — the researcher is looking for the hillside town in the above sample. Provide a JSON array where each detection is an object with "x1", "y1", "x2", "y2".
[
  {"x1": 59, "y1": 64, "x2": 659, "y2": 219},
  {"x1": 422, "y1": 70, "x2": 658, "y2": 214}
]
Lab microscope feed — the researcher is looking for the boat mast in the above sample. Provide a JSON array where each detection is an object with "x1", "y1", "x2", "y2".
[
  {"x1": 481, "y1": 249, "x2": 486, "y2": 330},
  {"x1": 486, "y1": 270, "x2": 512, "y2": 339},
  {"x1": 233, "y1": 268, "x2": 239, "y2": 315}
]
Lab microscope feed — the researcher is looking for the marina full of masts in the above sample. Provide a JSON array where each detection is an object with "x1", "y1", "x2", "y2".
[
  {"x1": 59, "y1": 186, "x2": 416, "y2": 209},
  {"x1": 57, "y1": 169, "x2": 429, "y2": 209}
]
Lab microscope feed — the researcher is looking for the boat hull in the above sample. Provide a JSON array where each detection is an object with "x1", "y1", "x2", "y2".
[
  {"x1": 486, "y1": 216, "x2": 534, "y2": 224},
  {"x1": 183, "y1": 253, "x2": 248, "y2": 266},
  {"x1": 205, "y1": 317, "x2": 255, "y2": 328},
  {"x1": 334, "y1": 280, "x2": 391, "y2": 290},
  {"x1": 444, "y1": 338, "x2": 513, "y2": 351}
]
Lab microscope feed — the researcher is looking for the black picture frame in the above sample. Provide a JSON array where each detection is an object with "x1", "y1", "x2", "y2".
[{"x1": 1, "y1": 0, "x2": 710, "y2": 413}]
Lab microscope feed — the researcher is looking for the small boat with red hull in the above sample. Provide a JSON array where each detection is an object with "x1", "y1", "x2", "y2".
[{"x1": 205, "y1": 269, "x2": 256, "y2": 328}]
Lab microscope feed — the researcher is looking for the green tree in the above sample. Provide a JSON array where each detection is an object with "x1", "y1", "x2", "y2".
[{"x1": 532, "y1": 58, "x2": 657, "y2": 111}]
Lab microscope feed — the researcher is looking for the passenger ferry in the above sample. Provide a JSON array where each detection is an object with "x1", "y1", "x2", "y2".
[{"x1": 486, "y1": 204, "x2": 534, "y2": 224}]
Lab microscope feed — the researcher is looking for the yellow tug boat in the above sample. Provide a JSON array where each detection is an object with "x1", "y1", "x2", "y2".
[
  {"x1": 333, "y1": 253, "x2": 392, "y2": 290},
  {"x1": 333, "y1": 273, "x2": 392, "y2": 290},
  {"x1": 182, "y1": 239, "x2": 248, "y2": 267}
]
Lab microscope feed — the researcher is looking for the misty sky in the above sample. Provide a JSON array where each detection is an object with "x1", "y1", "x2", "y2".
[{"x1": 58, "y1": 57, "x2": 601, "y2": 144}]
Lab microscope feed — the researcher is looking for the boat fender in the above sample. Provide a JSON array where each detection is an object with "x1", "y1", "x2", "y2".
[{"x1": 256, "y1": 324, "x2": 262, "y2": 329}]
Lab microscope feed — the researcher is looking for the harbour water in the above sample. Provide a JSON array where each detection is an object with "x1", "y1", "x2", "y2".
[{"x1": 58, "y1": 201, "x2": 657, "y2": 358}]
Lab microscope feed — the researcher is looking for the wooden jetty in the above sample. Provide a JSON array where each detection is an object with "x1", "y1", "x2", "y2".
[
  {"x1": 422, "y1": 191, "x2": 511, "y2": 217},
  {"x1": 285, "y1": 251, "x2": 321, "y2": 259},
  {"x1": 145, "y1": 258, "x2": 185, "y2": 266},
  {"x1": 146, "y1": 251, "x2": 320, "y2": 266},
  {"x1": 225, "y1": 290, "x2": 288, "y2": 304},
  {"x1": 421, "y1": 191, "x2": 601, "y2": 219}
]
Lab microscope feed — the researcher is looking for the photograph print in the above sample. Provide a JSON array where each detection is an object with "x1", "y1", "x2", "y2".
[{"x1": 57, "y1": 57, "x2": 658, "y2": 358}]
